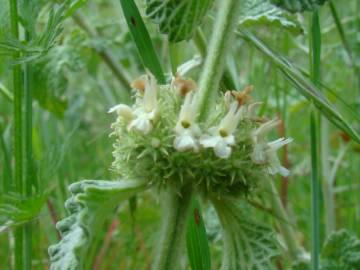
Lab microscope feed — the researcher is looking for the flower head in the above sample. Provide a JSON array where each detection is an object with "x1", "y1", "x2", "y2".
[{"x1": 200, "y1": 101, "x2": 244, "y2": 159}]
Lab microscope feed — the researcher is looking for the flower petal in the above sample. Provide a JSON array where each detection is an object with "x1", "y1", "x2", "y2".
[
  {"x1": 200, "y1": 135, "x2": 221, "y2": 148},
  {"x1": 128, "y1": 117, "x2": 152, "y2": 134},
  {"x1": 174, "y1": 133, "x2": 198, "y2": 152},
  {"x1": 214, "y1": 140, "x2": 232, "y2": 159}
]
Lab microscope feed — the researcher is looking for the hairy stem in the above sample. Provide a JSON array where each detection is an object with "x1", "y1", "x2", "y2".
[
  {"x1": 193, "y1": 28, "x2": 237, "y2": 91},
  {"x1": 195, "y1": 0, "x2": 240, "y2": 121},
  {"x1": 152, "y1": 185, "x2": 193, "y2": 270}
]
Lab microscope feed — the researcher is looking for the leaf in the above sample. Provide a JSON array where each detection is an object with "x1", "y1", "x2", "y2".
[
  {"x1": 212, "y1": 197, "x2": 279, "y2": 270},
  {"x1": 186, "y1": 198, "x2": 211, "y2": 270},
  {"x1": 0, "y1": 193, "x2": 48, "y2": 231},
  {"x1": 146, "y1": 0, "x2": 213, "y2": 42},
  {"x1": 292, "y1": 229, "x2": 360, "y2": 270},
  {"x1": 239, "y1": 0, "x2": 303, "y2": 35},
  {"x1": 48, "y1": 179, "x2": 147, "y2": 270},
  {"x1": 270, "y1": 0, "x2": 328, "y2": 13},
  {"x1": 238, "y1": 29, "x2": 360, "y2": 144},
  {"x1": 321, "y1": 229, "x2": 360, "y2": 270},
  {"x1": 119, "y1": 0, "x2": 166, "y2": 83},
  {"x1": 0, "y1": 0, "x2": 85, "y2": 64}
]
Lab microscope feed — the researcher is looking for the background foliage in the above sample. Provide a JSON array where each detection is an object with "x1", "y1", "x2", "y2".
[{"x1": 0, "y1": 0, "x2": 359, "y2": 269}]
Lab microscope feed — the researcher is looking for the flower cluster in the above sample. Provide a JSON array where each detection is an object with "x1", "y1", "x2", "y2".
[{"x1": 109, "y1": 73, "x2": 292, "y2": 197}]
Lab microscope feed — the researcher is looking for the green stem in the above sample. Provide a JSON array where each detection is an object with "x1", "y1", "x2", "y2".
[
  {"x1": 152, "y1": 185, "x2": 193, "y2": 270},
  {"x1": 23, "y1": 0, "x2": 35, "y2": 267},
  {"x1": 309, "y1": 9, "x2": 321, "y2": 270},
  {"x1": 195, "y1": 0, "x2": 240, "y2": 121},
  {"x1": 193, "y1": 28, "x2": 237, "y2": 92},
  {"x1": 9, "y1": 0, "x2": 24, "y2": 268},
  {"x1": 169, "y1": 42, "x2": 184, "y2": 76},
  {"x1": 265, "y1": 180, "x2": 303, "y2": 259},
  {"x1": 321, "y1": 118, "x2": 335, "y2": 236}
]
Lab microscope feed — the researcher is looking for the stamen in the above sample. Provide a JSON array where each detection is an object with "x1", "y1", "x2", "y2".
[
  {"x1": 231, "y1": 85, "x2": 253, "y2": 106},
  {"x1": 219, "y1": 129, "x2": 228, "y2": 137},
  {"x1": 181, "y1": 120, "x2": 191, "y2": 129}
]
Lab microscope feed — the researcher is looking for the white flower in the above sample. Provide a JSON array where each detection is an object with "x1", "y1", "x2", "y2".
[
  {"x1": 251, "y1": 119, "x2": 293, "y2": 176},
  {"x1": 251, "y1": 118, "x2": 280, "y2": 163},
  {"x1": 108, "y1": 73, "x2": 158, "y2": 134},
  {"x1": 200, "y1": 101, "x2": 244, "y2": 159},
  {"x1": 173, "y1": 92, "x2": 201, "y2": 152},
  {"x1": 265, "y1": 138, "x2": 293, "y2": 177},
  {"x1": 108, "y1": 104, "x2": 134, "y2": 120}
]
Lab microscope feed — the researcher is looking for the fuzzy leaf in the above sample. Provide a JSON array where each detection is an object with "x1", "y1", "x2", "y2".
[
  {"x1": 321, "y1": 229, "x2": 360, "y2": 270},
  {"x1": 239, "y1": 0, "x2": 303, "y2": 35},
  {"x1": 146, "y1": 0, "x2": 213, "y2": 42},
  {"x1": 48, "y1": 180, "x2": 147, "y2": 270},
  {"x1": 270, "y1": 0, "x2": 328, "y2": 13},
  {"x1": 212, "y1": 197, "x2": 279, "y2": 270}
]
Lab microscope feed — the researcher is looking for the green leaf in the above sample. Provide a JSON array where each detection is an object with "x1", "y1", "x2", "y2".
[
  {"x1": 146, "y1": 0, "x2": 213, "y2": 42},
  {"x1": 321, "y1": 229, "x2": 360, "y2": 270},
  {"x1": 238, "y1": 29, "x2": 360, "y2": 144},
  {"x1": 0, "y1": 193, "x2": 48, "y2": 230},
  {"x1": 292, "y1": 229, "x2": 360, "y2": 270},
  {"x1": 186, "y1": 198, "x2": 211, "y2": 270},
  {"x1": 239, "y1": 0, "x2": 303, "y2": 35},
  {"x1": 270, "y1": 0, "x2": 328, "y2": 13},
  {"x1": 119, "y1": 0, "x2": 166, "y2": 83},
  {"x1": 0, "y1": 0, "x2": 85, "y2": 64},
  {"x1": 48, "y1": 180, "x2": 147, "y2": 270},
  {"x1": 212, "y1": 197, "x2": 279, "y2": 270}
]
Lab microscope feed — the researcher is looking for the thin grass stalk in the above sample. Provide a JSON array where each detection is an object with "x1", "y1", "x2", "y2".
[
  {"x1": 9, "y1": 0, "x2": 24, "y2": 268},
  {"x1": 265, "y1": 179, "x2": 302, "y2": 259},
  {"x1": 23, "y1": 0, "x2": 35, "y2": 266},
  {"x1": 309, "y1": 9, "x2": 321, "y2": 270}
]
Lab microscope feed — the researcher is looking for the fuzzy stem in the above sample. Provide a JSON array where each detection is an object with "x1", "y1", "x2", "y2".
[
  {"x1": 152, "y1": 185, "x2": 193, "y2": 270},
  {"x1": 265, "y1": 180, "x2": 303, "y2": 260},
  {"x1": 195, "y1": 0, "x2": 240, "y2": 121}
]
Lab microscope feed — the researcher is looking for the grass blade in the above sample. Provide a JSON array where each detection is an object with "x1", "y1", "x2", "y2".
[
  {"x1": 186, "y1": 198, "x2": 211, "y2": 270},
  {"x1": 309, "y1": 9, "x2": 321, "y2": 270},
  {"x1": 238, "y1": 29, "x2": 360, "y2": 143},
  {"x1": 119, "y1": 0, "x2": 166, "y2": 83}
]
